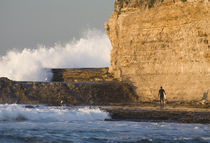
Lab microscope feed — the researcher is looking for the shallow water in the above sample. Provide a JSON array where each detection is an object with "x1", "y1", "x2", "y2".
[{"x1": 0, "y1": 104, "x2": 209, "y2": 143}]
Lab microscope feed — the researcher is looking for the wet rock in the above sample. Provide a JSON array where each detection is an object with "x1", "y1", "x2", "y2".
[
  {"x1": 0, "y1": 77, "x2": 138, "y2": 106},
  {"x1": 103, "y1": 106, "x2": 210, "y2": 123},
  {"x1": 25, "y1": 105, "x2": 35, "y2": 109}
]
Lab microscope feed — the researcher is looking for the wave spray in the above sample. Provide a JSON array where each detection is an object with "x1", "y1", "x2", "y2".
[{"x1": 0, "y1": 30, "x2": 112, "y2": 81}]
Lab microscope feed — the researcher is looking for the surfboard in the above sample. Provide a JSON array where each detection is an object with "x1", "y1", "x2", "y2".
[{"x1": 164, "y1": 93, "x2": 167, "y2": 100}]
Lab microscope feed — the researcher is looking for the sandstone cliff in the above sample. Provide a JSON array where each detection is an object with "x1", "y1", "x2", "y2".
[{"x1": 105, "y1": 0, "x2": 210, "y2": 102}]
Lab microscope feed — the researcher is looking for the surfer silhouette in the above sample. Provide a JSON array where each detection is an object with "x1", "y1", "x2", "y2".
[{"x1": 158, "y1": 86, "x2": 166, "y2": 104}]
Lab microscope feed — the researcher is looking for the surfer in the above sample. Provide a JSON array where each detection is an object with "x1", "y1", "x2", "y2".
[{"x1": 158, "y1": 86, "x2": 166, "y2": 104}]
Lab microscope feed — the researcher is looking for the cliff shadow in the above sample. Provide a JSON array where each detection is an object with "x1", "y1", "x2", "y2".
[
  {"x1": 121, "y1": 77, "x2": 139, "y2": 103},
  {"x1": 51, "y1": 69, "x2": 65, "y2": 82}
]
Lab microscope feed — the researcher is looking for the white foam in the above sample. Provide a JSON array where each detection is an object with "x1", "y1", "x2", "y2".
[
  {"x1": 0, "y1": 104, "x2": 110, "y2": 122},
  {"x1": 174, "y1": 137, "x2": 193, "y2": 141},
  {"x1": 194, "y1": 126, "x2": 199, "y2": 129},
  {"x1": 0, "y1": 29, "x2": 112, "y2": 81},
  {"x1": 201, "y1": 137, "x2": 210, "y2": 141}
]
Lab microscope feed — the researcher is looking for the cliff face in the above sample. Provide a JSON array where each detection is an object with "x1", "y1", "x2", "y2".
[{"x1": 105, "y1": 0, "x2": 210, "y2": 101}]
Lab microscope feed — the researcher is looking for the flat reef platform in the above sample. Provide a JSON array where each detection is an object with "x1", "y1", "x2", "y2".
[{"x1": 102, "y1": 103, "x2": 210, "y2": 124}]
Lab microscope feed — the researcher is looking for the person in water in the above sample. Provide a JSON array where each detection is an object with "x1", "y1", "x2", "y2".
[{"x1": 158, "y1": 86, "x2": 166, "y2": 104}]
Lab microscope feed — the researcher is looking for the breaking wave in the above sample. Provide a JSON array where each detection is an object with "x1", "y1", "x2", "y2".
[
  {"x1": 0, "y1": 104, "x2": 109, "y2": 122},
  {"x1": 0, "y1": 29, "x2": 112, "y2": 81}
]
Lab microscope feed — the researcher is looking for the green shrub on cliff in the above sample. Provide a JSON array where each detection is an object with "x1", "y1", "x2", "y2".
[{"x1": 148, "y1": 0, "x2": 155, "y2": 8}]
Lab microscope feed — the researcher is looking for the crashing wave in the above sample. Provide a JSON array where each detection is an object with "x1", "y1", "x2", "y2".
[
  {"x1": 0, "y1": 29, "x2": 112, "y2": 81},
  {"x1": 0, "y1": 104, "x2": 110, "y2": 122}
]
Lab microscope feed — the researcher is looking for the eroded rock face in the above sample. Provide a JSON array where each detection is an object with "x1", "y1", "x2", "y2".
[
  {"x1": 51, "y1": 68, "x2": 115, "y2": 82},
  {"x1": 0, "y1": 77, "x2": 137, "y2": 105},
  {"x1": 105, "y1": 0, "x2": 210, "y2": 102}
]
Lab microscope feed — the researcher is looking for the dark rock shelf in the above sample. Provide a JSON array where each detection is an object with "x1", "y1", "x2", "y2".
[
  {"x1": 102, "y1": 106, "x2": 210, "y2": 124},
  {"x1": 0, "y1": 77, "x2": 137, "y2": 106}
]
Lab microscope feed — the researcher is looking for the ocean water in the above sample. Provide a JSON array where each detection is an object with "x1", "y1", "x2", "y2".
[{"x1": 0, "y1": 104, "x2": 209, "y2": 143}]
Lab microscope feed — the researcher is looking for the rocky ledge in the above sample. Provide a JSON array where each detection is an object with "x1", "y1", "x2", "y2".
[
  {"x1": 0, "y1": 77, "x2": 137, "y2": 106},
  {"x1": 51, "y1": 68, "x2": 114, "y2": 82},
  {"x1": 103, "y1": 105, "x2": 210, "y2": 124}
]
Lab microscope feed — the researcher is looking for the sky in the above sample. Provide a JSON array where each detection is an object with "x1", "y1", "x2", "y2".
[{"x1": 0, "y1": 0, "x2": 114, "y2": 55}]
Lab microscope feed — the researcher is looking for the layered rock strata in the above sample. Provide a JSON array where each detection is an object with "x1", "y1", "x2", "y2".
[
  {"x1": 0, "y1": 77, "x2": 137, "y2": 105},
  {"x1": 52, "y1": 68, "x2": 114, "y2": 82},
  {"x1": 105, "y1": 0, "x2": 210, "y2": 102}
]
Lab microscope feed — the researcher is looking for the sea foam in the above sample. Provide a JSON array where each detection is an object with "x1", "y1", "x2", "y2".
[
  {"x1": 0, "y1": 29, "x2": 112, "y2": 81},
  {"x1": 0, "y1": 104, "x2": 109, "y2": 122}
]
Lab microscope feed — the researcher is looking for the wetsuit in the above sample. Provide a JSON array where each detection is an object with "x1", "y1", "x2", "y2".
[{"x1": 159, "y1": 89, "x2": 165, "y2": 103}]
